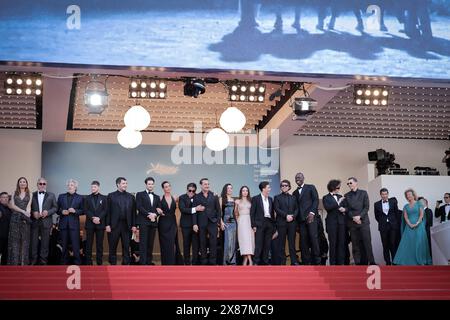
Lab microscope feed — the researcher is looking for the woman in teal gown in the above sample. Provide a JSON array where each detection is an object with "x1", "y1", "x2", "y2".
[{"x1": 393, "y1": 189, "x2": 432, "y2": 265}]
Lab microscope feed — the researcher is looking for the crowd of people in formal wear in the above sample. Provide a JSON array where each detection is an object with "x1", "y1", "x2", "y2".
[{"x1": 0, "y1": 174, "x2": 448, "y2": 266}]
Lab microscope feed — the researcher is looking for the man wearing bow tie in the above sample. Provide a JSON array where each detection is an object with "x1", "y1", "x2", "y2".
[
  {"x1": 30, "y1": 178, "x2": 57, "y2": 265},
  {"x1": 84, "y1": 181, "x2": 108, "y2": 265},
  {"x1": 178, "y1": 183, "x2": 203, "y2": 265},
  {"x1": 435, "y1": 193, "x2": 450, "y2": 223},
  {"x1": 322, "y1": 179, "x2": 346, "y2": 265},
  {"x1": 136, "y1": 177, "x2": 163, "y2": 265},
  {"x1": 374, "y1": 188, "x2": 401, "y2": 265}
]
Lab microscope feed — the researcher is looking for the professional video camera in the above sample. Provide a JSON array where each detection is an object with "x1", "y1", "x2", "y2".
[{"x1": 368, "y1": 149, "x2": 405, "y2": 176}]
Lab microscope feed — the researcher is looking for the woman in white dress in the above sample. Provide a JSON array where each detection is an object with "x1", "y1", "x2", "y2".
[{"x1": 235, "y1": 186, "x2": 255, "y2": 266}]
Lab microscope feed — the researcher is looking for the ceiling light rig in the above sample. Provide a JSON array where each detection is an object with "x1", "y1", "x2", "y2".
[
  {"x1": 4, "y1": 73, "x2": 42, "y2": 96},
  {"x1": 227, "y1": 81, "x2": 265, "y2": 102},
  {"x1": 129, "y1": 78, "x2": 167, "y2": 99},
  {"x1": 354, "y1": 85, "x2": 389, "y2": 106}
]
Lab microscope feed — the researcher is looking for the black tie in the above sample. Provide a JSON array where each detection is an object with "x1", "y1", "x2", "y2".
[
  {"x1": 148, "y1": 192, "x2": 153, "y2": 206},
  {"x1": 383, "y1": 201, "x2": 388, "y2": 203},
  {"x1": 39, "y1": 191, "x2": 45, "y2": 195},
  {"x1": 94, "y1": 195, "x2": 99, "y2": 208}
]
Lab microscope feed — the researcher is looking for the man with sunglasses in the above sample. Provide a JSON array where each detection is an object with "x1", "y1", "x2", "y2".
[
  {"x1": 322, "y1": 179, "x2": 346, "y2": 265},
  {"x1": 30, "y1": 177, "x2": 58, "y2": 265},
  {"x1": 435, "y1": 193, "x2": 450, "y2": 223},
  {"x1": 179, "y1": 183, "x2": 204, "y2": 265},
  {"x1": 274, "y1": 180, "x2": 298, "y2": 265},
  {"x1": 341, "y1": 177, "x2": 376, "y2": 265}
]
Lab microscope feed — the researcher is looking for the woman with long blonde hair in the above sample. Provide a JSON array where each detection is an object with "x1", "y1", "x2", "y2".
[{"x1": 393, "y1": 189, "x2": 432, "y2": 265}]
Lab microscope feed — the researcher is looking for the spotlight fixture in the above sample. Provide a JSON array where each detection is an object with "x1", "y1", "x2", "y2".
[
  {"x1": 292, "y1": 97, "x2": 317, "y2": 117},
  {"x1": 183, "y1": 78, "x2": 206, "y2": 98},
  {"x1": 292, "y1": 83, "x2": 316, "y2": 119},
  {"x1": 4, "y1": 73, "x2": 43, "y2": 96},
  {"x1": 227, "y1": 81, "x2": 265, "y2": 103},
  {"x1": 129, "y1": 78, "x2": 167, "y2": 99},
  {"x1": 84, "y1": 77, "x2": 109, "y2": 115},
  {"x1": 354, "y1": 85, "x2": 389, "y2": 106}
]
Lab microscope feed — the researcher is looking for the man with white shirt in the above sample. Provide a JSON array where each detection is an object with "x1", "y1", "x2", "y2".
[
  {"x1": 292, "y1": 172, "x2": 320, "y2": 265},
  {"x1": 136, "y1": 177, "x2": 163, "y2": 265},
  {"x1": 435, "y1": 193, "x2": 450, "y2": 223},
  {"x1": 179, "y1": 183, "x2": 204, "y2": 265},
  {"x1": 322, "y1": 179, "x2": 346, "y2": 265},
  {"x1": 30, "y1": 177, "x2": 58, "y2": 265},
  {"x1": 250, "y1": 181, "x2": 275, "y2": 265},
  {"x1": 374, "y1": 188, "x2": 401, "y2": 265},
  {"x1": 418, "y1": 197, "x2": 433, "y2": 255}
]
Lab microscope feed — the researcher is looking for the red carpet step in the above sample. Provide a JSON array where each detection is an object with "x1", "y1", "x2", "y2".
[{"x1": 0, "y1": 266, "x2": 449, "y2": 300}]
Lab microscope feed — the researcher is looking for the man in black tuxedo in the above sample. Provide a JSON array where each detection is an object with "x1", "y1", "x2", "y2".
[
  {"x1": 84, "y1": 180, "x2": 107, "y2": 265},
  {"x1": 135, "y1": 177, "x2": 162, "y2": 265},
  {"x1": 57, "y1": 179, "x2": 84, "y2": 265},
  {"x1": 274, "y1": 179, "x2": 298, "y2": 265},
  {"x1": 193, "y1": 178, "x2": 222, "y2": 265},
  {"x1": 292, "y1": 172, "x2": 321, "y2": 265},
  {"x1": 106, "y1": 177, "x2": 137, "y2": 265},
  {"x1": 435, "y1": 193, "x2": 450, "y2": 223},
  {"x1": 251, "y1": 181, "x2": 275, "y2": 265},
  {"x1": 342, "y1": 177, "x2": 376, "y2": 265},
  {"x1": 30, "y1": 178, "x2": 58, "y2": 265},
  {"x1": 322, "y1": 179, "x2": 346, "y2": 265},
  {"x1": 418, "y1": 197, "x2": 433, "y2": 256},
  {"x1": 0, "y1": 192, "x2": 12, "y2": 265},
  {"x1": 179, "y1": 182, "x2": 204, "y2": 265},
  {"x1": 374, "y1": 188, "x2": 401, "y2": 265}
]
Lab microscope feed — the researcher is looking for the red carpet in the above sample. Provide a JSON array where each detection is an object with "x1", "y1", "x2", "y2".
[{"x1": 0, "y1": 266, "x2": 449, "y2": 300}]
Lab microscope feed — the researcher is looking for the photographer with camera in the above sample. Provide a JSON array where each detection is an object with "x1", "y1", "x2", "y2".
[
  {"x1": 443, "y1": 149, "x2": 450, "y2": 176},
  {"x1": 435, "y1": 193, "x2": 450, "y2": 223}
]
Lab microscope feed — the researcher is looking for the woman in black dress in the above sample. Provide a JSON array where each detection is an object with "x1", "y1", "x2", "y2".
[{"x1": 159, "y1": 181, "x2": 177, "y2": 265}]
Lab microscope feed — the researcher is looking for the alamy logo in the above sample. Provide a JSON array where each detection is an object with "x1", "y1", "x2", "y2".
[
  {"x1": 366, "y1": 265, "x2": 381, "y2": 290},
  {"x1": 366, "y1": 5, "x2": 382, "y2": 31},
  {"x1": 170, "y1": 121, "x2": 279, "y2": 173},
  {"x1": 66, "y1": 265, "x2": 81, "y2": 290},
  {"x1": 66, "y1": 5, "x2": 81, "y2": 30}
]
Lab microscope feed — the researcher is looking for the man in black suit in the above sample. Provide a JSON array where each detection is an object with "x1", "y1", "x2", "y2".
[
  {"x1": 274, "y1": 179, "x2": 298, "y2": 265},
  {"x1": 435, "y1": 193, "x2": 450, "y2": 223},
  {"x1": 30, "y1": 178, "x2": 58, "y2": 265},
  {"x1": 179, "y1": 182, "x2": 204, "y2": 265},
  {"x1": 84, "y1": 180, "x2": 107, "y2": 265},
  {"x1": 106, "y1": 177, "x2": 137, "y2": 265},
  {"x1": 322, "y1": 179, "x2": 346, "y2": 265},
  {"x1": 193, "y1": 178, "x2": 222, "y2": 265},
  {"x1": 57, "y1": 179, "x2": 84, "y2": 265},
  {"x1": 0, "y1": 192, "x2": 12, "y2": 265},
  {"x1": 418, "y1": 197, "x2": 433, "y2": 256},
  {"x1": 374, "y1": 188, "x2": 401, "y2": 265},
  {"x1": 342, "y1": 177, "x2": 376, "y2": 265},
  {"x1": 135, "y1": 177, "x2": 162, "y2": 265},
  {"x1": 251, "y1": 181, "x2": 275, "y2": 265},
  {"x1": 292, "y1": 172, "x2": 321, "y2": 265}
]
